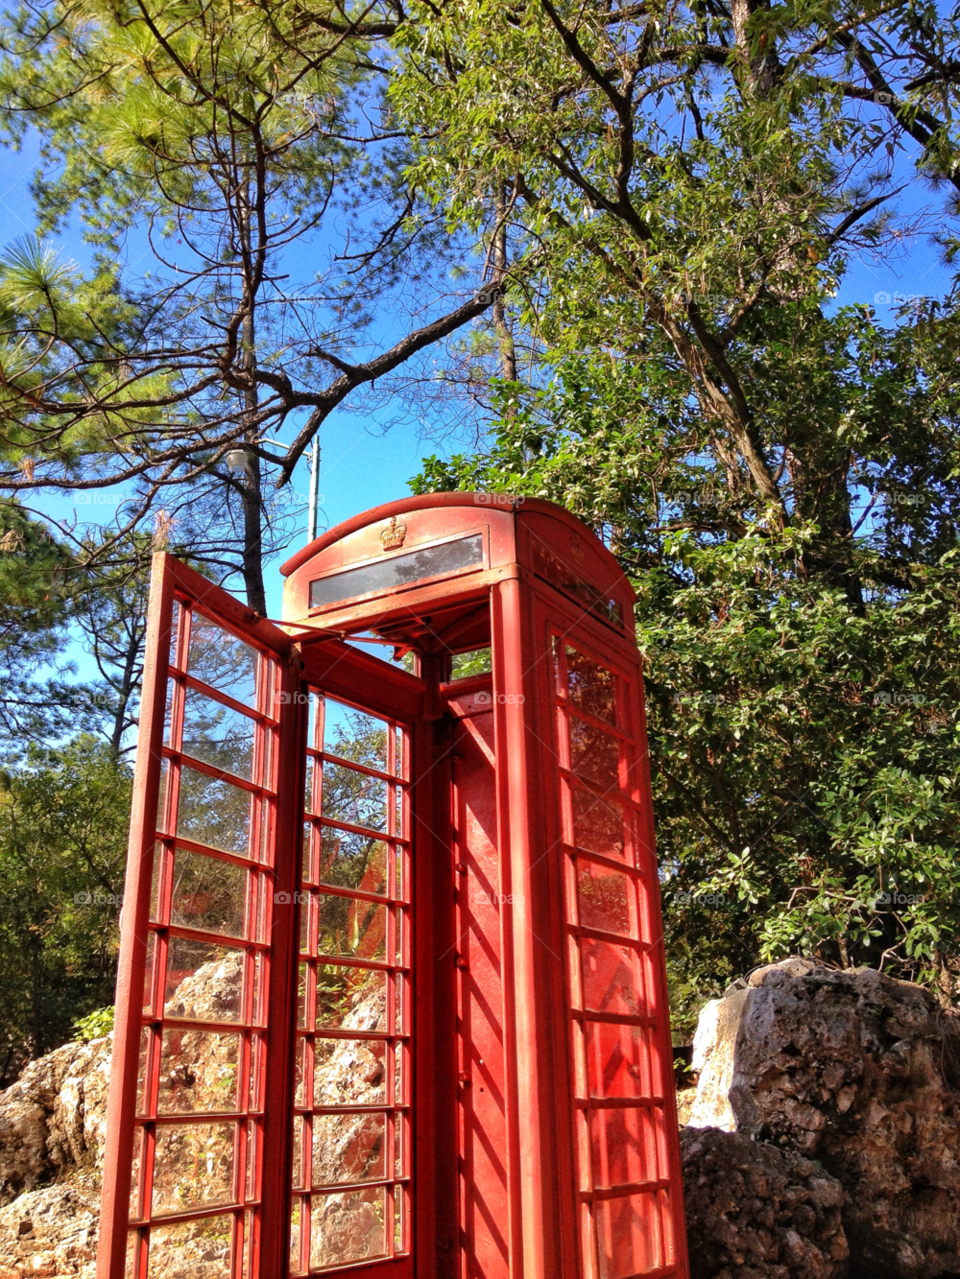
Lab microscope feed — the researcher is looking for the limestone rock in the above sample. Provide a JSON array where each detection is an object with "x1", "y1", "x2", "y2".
[
  {"x1": 680, "y1": 1126, "x2": 848, "y2": 1279},
  {"x1": 689, "y1": 959, "x2": 960, "y2": 1278},
  {"x1": 0, "y1": 1038, "x2": 112, "y2": 1206},
  {"x1": 0, "y1": 1184, "x2": 99, "y2": 1279},
  {"x1": 675, "y1": 1085, "x2": 698, "y2": 1126}
]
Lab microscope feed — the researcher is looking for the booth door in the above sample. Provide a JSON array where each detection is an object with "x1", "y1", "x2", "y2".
[{"x1": 98, "y1": 555, "x2": 419, "y2": 1279}]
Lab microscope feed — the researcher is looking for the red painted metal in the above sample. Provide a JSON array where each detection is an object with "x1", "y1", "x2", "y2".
[{"x1": 99, "y1": 497, "x2": 688, "y2": 1279}]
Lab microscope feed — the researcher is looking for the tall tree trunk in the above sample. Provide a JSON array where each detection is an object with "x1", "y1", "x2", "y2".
[
  {"x1": 109, "y1": 613, "x2": 145, "y2": 758},
  {"x1": 238, "y1": 185, "x2": 267, "y2": 616}
]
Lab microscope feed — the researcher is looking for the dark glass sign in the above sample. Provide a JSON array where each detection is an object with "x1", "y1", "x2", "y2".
[{"x1": 309, "y1": 532, "x2": 484, "y2": 609}]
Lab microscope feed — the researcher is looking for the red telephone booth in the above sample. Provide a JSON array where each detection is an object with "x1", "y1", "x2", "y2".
[{"x1": 97, "y1": 494, "x2": 689, "y2": 1279}]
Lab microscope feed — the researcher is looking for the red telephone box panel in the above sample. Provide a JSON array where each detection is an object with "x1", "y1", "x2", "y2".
[
  {"x1": 291, "y1": 688, "x2": 412, "y2": 1272},
  {"x1": 100, "y1": 496, "x2": 688, "y2": 1279},
  {"x1": 97, "y1": 557, "x2": 305, "y2": 1279}
]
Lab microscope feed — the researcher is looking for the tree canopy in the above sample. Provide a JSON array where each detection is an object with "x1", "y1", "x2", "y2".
[{"x1": 400, "y1": 0, "x2": 960, "y2": 1020}]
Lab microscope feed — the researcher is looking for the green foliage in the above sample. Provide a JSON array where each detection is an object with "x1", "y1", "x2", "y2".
[
  {"x1": 450, "y1": 647, "x2": 493, "y2": 679},
  {"x1": 414, "y1": 363, "x2": 960, "y2": 1031},
  {"x1": 73, "y1": 1005, "x2": 115, "y2": 1043},
  {"x1": 398, "y1": 0, "x2": 960, "y2": 1025},
  {"x1": 0, "y1": 736, "x2": 131, "y2": 1079},
  {"x1": 0, "y1": 499, "x2": 105, "y2": 754}
]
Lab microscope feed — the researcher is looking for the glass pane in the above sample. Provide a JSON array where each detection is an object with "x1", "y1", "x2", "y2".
[
  {"x1": 129, "y1": 1126, "x2": 143, "y2": 1217},
  {"x1": 572, "y1": 788, "x2": 631, "y2": 863},
  {"x1": 395, "y1": 972, "x2": 409, "y2": 1036},
  {"x1": 313, "y1": 1039, "x2": 387, "y2": 1106},
  {"x1": 568, "y1": 717, "x2": 621, "y2": 791},
  {"x1": 292, "y1": 1115, "x2": 305, "y2": 1189},
  {"x1": 312, "y1": 1111, "x2": 386, "y2": 1186},
  {"x1": 126, "y1": 1230, "x2": 141, "y2": 1278},
  {"x1": 309, "y1": 532, "x2": 483, "y2": 609},
  {"x1": 320, "y1": 828, "x2": 388, "y2": 894},
  {"x1": 394, "y1": 1041, "x2": 405, "y2": 1105},
  {"x1": 290, "y1": 1199, "x2": 304, "y2": 1273},
  {"x1": 589, "y1": 1105, "x2": 663, "y2": 1189},
  {"x1": 577, "y1": 861, "x2": 637, "y2": 937},
  {"x1": 323, "y1": 699, "x2": 390, "y2": 773},
  {"x1": 315, "y1": 965, "x2": 388, "y2": 1030},
  {"x1": 566, "y1": 646, "x2": 618, "y2": 725},
  {"x1": 322, "y1": 763, "x2": 388, "y2": 833},
  {"x1": 170, "y1": 848, "x2": 247, "y2": 938},
  {"x1": 157, "y1": 759, "x2": 172, "y2": 835},
  {"x1": 394, "y1": 1114, "x2": 404, "y2": 1178},
  {"x1": 151, "y1": 1121, "x2": 237, "y2": 1214},
  {"x1": 302, "y1": 821, "x2": 316, "y2": 884},
  {"x1": 317, "y1": 895, "x2": 388, "y2": 962},
  {"x1": 189, "y1": 612, "x2": 258, "y2": 708},
  {"x1": 157, "y1": 1029, "x2": 241, "y2": 1114},
  {"x1": 147, "y1": 1213, "x2": 235, "y2": 1276},
  {"x1": 177, "y1": 766, "x2": 253, "y2": 856},
  {"x1": 137, "y1": 1027, "x2": 153, "y2": 1114},
  {"x1": 163, "y1": 937, "x2": 245, "y2": 1023},
  {"x1": 168, "y1": 600, "x2": 183, "y2": 670},
  {"x1": 581, "y1": 939, "x2": 645, "y2": 1017},
  {"x1": 394, "y1": 1184, "x2": 405, "y2": 1252},
  {"x1": 309, "y1": 1188, "x2": 387, "y2": 1268},
  {"x1": 596, "y1": 1190, "x2": 666, "y2": 1278},
  {"x1": 305, "y1": 755, "x2": 319, "y2": 815},
  {"x1": 143, "y1": 932, "x2": 158, "y2": 1015},
  {"x1": 294, "y1": 1037, "x2": 307, "y2": 1104},
  {"x1": 181, "y1": 686, "x2": 256, "y2": 781},
  {"x1": 585, "y1": 1022, "x2": 655, "y2": 1099}
]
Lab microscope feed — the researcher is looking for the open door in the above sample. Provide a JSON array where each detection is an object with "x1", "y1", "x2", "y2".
[{"x1": 98, "y1": 554, "x2": 432, "y2": 1279}]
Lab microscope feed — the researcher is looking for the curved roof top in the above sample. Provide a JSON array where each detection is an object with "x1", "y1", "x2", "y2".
[{"x1": 280, "y1": 492, "x2": 621, "y2": 580}]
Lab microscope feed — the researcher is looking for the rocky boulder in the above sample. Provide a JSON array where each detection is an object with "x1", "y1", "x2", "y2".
[
  {"x1": 688, "y1": 958, "x2": 960, "y2": 1278},
  {"x1": 0, "y1": 1037, "x2": 111, "y2": 1207},
  {"x1": 680, "y1": 1126, "x2": 848, "y2": 1279},
  {"x1": 0, "y1": 1183, "x2": 99, "y2": 1279}
]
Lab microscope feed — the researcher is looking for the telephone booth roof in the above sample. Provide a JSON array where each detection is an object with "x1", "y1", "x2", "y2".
[{"x1": 280, "y1": 492, "x2": 637, "y2": 651}]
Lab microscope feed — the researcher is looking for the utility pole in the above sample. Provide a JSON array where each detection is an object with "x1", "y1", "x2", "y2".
[{"x1": 307, "y1": 435, "x2": 320, "y2": 543}]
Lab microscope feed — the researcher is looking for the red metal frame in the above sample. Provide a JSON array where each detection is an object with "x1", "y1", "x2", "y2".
[
  {"x1": 100, "y1": 496, "x2": 689, "y2": 1279},
  {"x1": 98, "y1": 555, "x2": 307, "y2": 1279}
]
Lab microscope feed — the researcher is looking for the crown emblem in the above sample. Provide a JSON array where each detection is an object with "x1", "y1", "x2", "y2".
[{"x1": 380, "y1": 516, "x2": 407, "y2": 551}]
